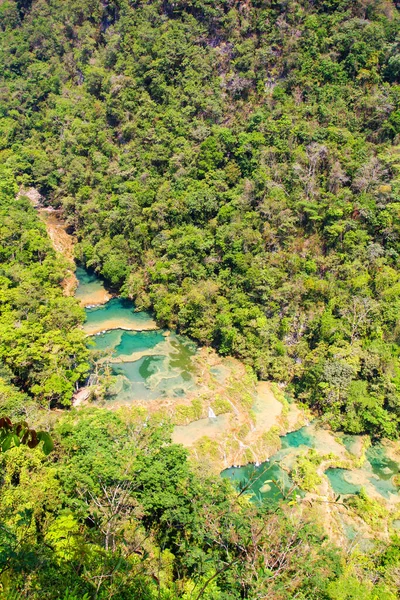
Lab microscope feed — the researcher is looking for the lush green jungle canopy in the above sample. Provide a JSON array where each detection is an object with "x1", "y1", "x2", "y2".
[
  {"x1": 2, "y1": 0, "x2": 400, "y2": 435},
  {"x1": 1, "y1": 0, "x2": 400, "y2": 598}
]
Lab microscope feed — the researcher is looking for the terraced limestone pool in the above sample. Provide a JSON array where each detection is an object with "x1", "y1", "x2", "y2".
[
  {"x1": 223, "y1": 424, "x2": 400, "y2": 505},
  {"x1": 221, "y1": 427, "x2": 314, "y2": 504},
  {"x1": 100, "y1": 331, "x2": 198, "y2": 403},
  {"x1": 84, "y1": 299, "x2": 158, "y2": 336},
  {"x1": 326, "y1": 444, "x2": 400, "y2": 500},
  {"x1": 77, "y1": 267, "x2": 198, "y2": 403},
  {"x1": 77, "y1": 268, "x2": 400, "y2": 507}
]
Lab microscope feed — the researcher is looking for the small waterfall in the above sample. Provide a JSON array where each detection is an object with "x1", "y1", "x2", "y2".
[{"x1": 208, "y1": 407, "x2": 217, "y2": 420}]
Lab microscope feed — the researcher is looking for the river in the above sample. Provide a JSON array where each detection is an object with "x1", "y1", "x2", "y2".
[{"x1": 31, "y1": 197, "x2": 400, "y2": 546}]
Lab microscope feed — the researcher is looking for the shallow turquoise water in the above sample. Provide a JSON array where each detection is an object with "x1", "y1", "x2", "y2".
[
  {"x1": 85, "y1": 298, "x2": 155, "y2": 331},
  {"x1": 368, "y1": 476, "x2": 399, "y2": 499},
  {"x1": 108, "y1": 336, "x2": 198, "y2": 403},
  {"x1": 116, "y1": 330, "x2": 165, "y2": 356},
  {"x1": 325, "y1": 445, "x2": 399, "y2": 499},
  {"x1": 112, "y1": 358, "x2": 165, "y2": 401},
  {"x1": 366, "y1": 445, "x2": 399, "y2": 481},
  {"x1": 221, "y1": 426, "x2": 313, "y2": 504},
  {"x1": 91, "y1": 329, "x2": 165, "y2": 356},
  {"x1": 223, "y1": 424, "x2": 400, "y2": 505},
  {"x1": 281, "y1": 427, "x2": 314, "y2": 450},
  {"x1": 365, "y1": 445, "x2": 399, "y2": 499},
  {"x1": 93, "y1": 330, "x2": 197, "y2": 403},
  {"x1": 325, "y1": 469, "x2": 361, "y2": 495},
  {"x1": 79, "y1": 266, "x2": 198, "y2": 403},
  {"x1": 90, "y1": 329, "x2": 123, "y2": 352},
  {"x1": 75, "y1": 266, "x2": 108, "y2": 303},
  {"x1": 76, "y1": 266, "x2": 99, "y2": 287},
  {"x1": 221, "y1": 461, "x2": 294, "y2": 504}
]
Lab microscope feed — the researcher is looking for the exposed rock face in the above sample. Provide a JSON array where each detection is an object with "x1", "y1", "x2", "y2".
[{"x1": 18, "y1": 187, "x2": 43, "y2": 207}]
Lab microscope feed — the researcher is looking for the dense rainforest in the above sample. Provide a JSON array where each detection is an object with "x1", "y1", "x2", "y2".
[
  {"x1": 1, "y1": 0, "x2": 400, "y2": 598},
  {"x1": 0, "y1": 166, "x2": 89, "y2": 413},
  {"x1": 2, "y1": 0, "x2": 400, "y2": 436}
]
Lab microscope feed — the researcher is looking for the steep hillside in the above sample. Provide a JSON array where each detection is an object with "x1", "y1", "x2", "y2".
[
  {"x1": 1, "y1": 2, "x2": 400, "y2": 599},
  {"x1": 2, "y1": 0, "x2": 400, "y2": 436}
]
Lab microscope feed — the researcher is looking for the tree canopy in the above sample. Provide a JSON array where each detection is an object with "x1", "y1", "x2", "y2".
[
  {"x1": 1, "y1": 0, "x2": 400, "y2": 597},
  {"x1": 2, "y1": 0, "x2": 400, "y2": 435}
]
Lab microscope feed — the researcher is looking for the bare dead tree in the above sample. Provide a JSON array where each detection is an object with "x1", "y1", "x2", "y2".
[{"x1": 340, "y1": 296, "x2": 377, "y2": 343}]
